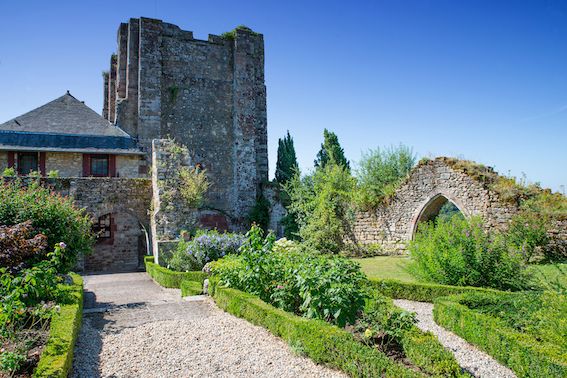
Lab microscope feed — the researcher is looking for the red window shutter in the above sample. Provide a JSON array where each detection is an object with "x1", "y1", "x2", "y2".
[
  {"x1": 7, "y1": 152, "x2": 14, "y2": 167},
  {"x1": 109, "y1": 155, "x2": 116, "y2": 177},
  {"x1": 39, "y1": 152, "x2": 46, "y2": 176},
  {"x1": 82, "y1": 154, "x2": 90, "y2": 177}
]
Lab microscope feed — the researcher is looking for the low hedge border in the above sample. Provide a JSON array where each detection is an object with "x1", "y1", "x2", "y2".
[
  {"x1": 144, "y1": 255, "x2": 206, "y2": 288},
  {"x1": 33, "y1": 273, "x2": 83, "y2": 378},
  {"x1": 433, "y1": 295, "x2": 567, "y2": 377},
  {"x1": 370, "y1": 278, "x2": 499, "y2": 302},
  {"x1": 181, "y1": 280, "x2": 203, "y2": 296}
]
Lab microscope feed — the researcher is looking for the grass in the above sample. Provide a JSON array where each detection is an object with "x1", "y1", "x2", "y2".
[
  {"x1": 352, "y1": 256, "x2": 416, "y2": 282},
  {"x1": 353, "y1": 256, "x2": 567, "y2": 293}
]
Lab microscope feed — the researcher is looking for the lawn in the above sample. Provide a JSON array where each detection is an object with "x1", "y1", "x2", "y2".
[
  {"x1": 351, "y1": 255, "x2": 416, "y2": 282},
  {"x1": 353, "y1": 256, "x2": 567, "y2": 292}
]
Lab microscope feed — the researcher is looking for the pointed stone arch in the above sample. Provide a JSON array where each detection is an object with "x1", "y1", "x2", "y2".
[
  {"x1": 410, "y1": 192, "x2": 466, "y2": 239},
  {"x1": 352, "y1": 157, "x2": 520, "y2": 254}
]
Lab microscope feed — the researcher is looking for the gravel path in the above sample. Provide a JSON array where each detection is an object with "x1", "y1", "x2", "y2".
[
  {"x1": 393, "y1": 299, "x2": 516, "y2": 378},
  {"x1": 72, "y1": 273, "x2": 345, "y2": 378}
]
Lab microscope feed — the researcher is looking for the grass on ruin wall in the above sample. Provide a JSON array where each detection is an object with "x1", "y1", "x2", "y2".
[
  {"x1": 434, "y1": 295, "x2": 567, "y2": 377},
  {"x1": 33, "y1": 273, "x2": 83, "y2": 378}
]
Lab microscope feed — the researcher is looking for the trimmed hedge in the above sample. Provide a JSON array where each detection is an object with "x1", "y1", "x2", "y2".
[
  {"x1": 212, "y1": 284, "x2": 421, "y2": 377},
  {"x1": 434, "y1": 295, "x2": 567, "y2": 377},
  {"x1": 33, "y1": 273, "x2": 83, "y2": 378},
  {"x1": 181, "y1": 280, "x2": 203, "y2": 296},
  {"x1": 370, "y1": 278, "x2": 499, "y2": 302},
  {"x1": 144, "y1": 255, "x2": 206, "y2": 288}
]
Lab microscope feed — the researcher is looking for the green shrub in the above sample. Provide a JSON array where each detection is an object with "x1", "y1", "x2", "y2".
[
  {"x1": 33, "y1": 273, "x2": 83, "y2": 378},
  {"x1": 408, "y1": 216, "x2": 530, "y2": 291},
  {"x1": 2, "y1": 167, "x2": 15, "y2": 177},
  {"x1": 0, "y1": 221, "x2": 48, "y2": 272},
  {"x1": 211, "y1": 225, "x2": 368, "y2": 327},
  {"x1": 248, "y1": 195, "x2": 270, "y2": 232},
  {"x1": 434, "y1": 293, "x2": 567, "y2": 377},
  {"x1": 213, "y1": 285, "x2": 419, "y2": 377},
  {"x1": 0, "y1": 180, "x2": 94, "y2": 272},
  {"x1": 369, "y1": 278, "x2": 499, "y2": 302},
  {"x1": 508, "y1": 211, "x2": 549, "y2": 263},
  {"x1": 180, "y1": 280, "x2": 202, "y2": 296},
  {"x1": 145, "y1": 257, "x2": 206, "y2": 288},
  {"x1": 285, "y1": 165, "x2": 357, "y2": 254},
  {"x1": 178, "y1": 166, "x2": 210, "y2": 209},
  {"x1": 355, "y1": 144, "x2": 416, "y2": 210}
]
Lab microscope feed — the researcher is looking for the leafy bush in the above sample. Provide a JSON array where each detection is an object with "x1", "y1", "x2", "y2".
[
  {"x1": 2, "y1": 167, "x2": 15, "y2": 177},
  {"x1": 285, "y1": 165, "x2": 357, "y2": 254},
  {"x1": 508, "y1": 211, "x2": 549, "y2": 262},
  {"x1": 0, "y1": 221, "x2": 48, "y2": 272},
  {"x1": 408, "y1": 216, "x2": 530, "y2": 291},
  {"x1": 167, "y1": 230, "x2": 245, "y2": 272},
  {"x1": 0, "y1": 180, "x2": 94, "y2": 272},
  {"x1": 355, "y1": 145, "x2": 416, "y2": 210},
  {"x1": 248, "y1": 195, "x2": 270, "y2": 231},
  {"x1": 178, "y1": 166, "x2": 210, "y2": 208},
  {"x1": 210, "y1": 225, "x2": 368, "y2": 327}
]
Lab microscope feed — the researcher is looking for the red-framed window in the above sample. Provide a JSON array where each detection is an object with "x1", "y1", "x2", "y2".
[
  {"x1": 7, "y1": 151, "x2": 46, "y2": 176},
  {"x1": 82, "y1": 154, "x2": 116, "y2": 177}
]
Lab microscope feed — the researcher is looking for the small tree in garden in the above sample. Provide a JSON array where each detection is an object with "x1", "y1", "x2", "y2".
[
  {"x1": 179, "y1": 166, "x2": 210, "y2": 208},
  {"x1": 314, "y1": 129, "x2": 350, "y2": 171},
  {"x1": 275, "y1": 130, "x2": 299, "y2": 184}
]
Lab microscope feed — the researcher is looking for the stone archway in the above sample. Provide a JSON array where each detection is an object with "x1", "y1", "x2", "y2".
[
  {"x1": 352, "y1": 157, "x2": 520, "y2": 254},
  {"x1": 410, "y1": 193, "x2": 466, "y2": 239}
]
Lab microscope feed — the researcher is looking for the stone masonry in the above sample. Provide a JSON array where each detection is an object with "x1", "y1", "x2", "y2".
[
  {"x1": 104, "y1": 18, "x2": 268, "y2": 227},
  {"x1": 352, "y1": 158, "x2": 520, "y2": 254}
]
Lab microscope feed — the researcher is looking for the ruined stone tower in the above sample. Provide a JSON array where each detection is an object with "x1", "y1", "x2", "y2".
[{"x1": 103, "y1": 18, "x2": 268, "y2": 227}]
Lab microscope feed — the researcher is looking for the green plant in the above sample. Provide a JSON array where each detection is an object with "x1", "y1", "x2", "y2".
[
  {"x1": 2, "y1": 167, "x2": 15, "y2": 177},
  {"x1": 285, "y1": 164, "x2": 357, "y2": 254},
  {"x1": 434, "y1": 293, "x2": 567, "y2": 377},
  {"x1": 355, "y1": 144, "x2": 416, "y2": 210},
  {"x1": 178, "y1": 166, "x2": 210, "y2": 208},
  {"x1": 220, "y1": 25, "x2": 258, "y2": 40},
  {"x1": 508, "y1": 211, "x2": 549, "y2": 262},
  {"x1": 47, "y1": 170, "x2": 59, "y2": 178},
  {"x1": 275, "y1": 130, "x2": 299, "y2": 184},
  {"x1": 144, "y1": 257, "x2": 206, "y2": 288},
  {"x1": 180, "y1": 280, "x2": 202, "y2": 296},
  {"x1": 408, "y1": 216, "x2": 530, "y2": 291},
  {"x1": 248, "y1": 195, "x2": 270, "y2": 231},
  {"x1": 0, "y1": 350, "x2": 26, "y2": 373},
  {"x1": 0, "y1": 179, "x2": 94, "y2": 272},
  {"x1": 0, "y1": 221, "x2": 48, "y2": 272},
  {"x1": 314, "y1": 128, "x2": 350, "y2": 171},
  {"x1": 211, "y1": 225, "x2": 368, "y2": 327}
]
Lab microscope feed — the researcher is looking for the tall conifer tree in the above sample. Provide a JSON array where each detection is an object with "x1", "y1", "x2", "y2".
[
  {"x1": 275, "y1": 131, "x2": 298, "y2": 184},
  {"x1": 314, "y1": 129, "x2": 350, "y2": 171}
]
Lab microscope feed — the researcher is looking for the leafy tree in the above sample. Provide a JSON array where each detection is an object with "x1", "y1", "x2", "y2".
[
  {"x1": 285, "y1": 165, "x2": 356, "y2": 253},
  {"x1": 314, "y1": 129, "x2": 350, "y2": 171},
  {"x1": 355, "y1": 144, "x2": 416, "y2": 209},
  {"x1": 275, "y1": 131, "x2": 298, "y2": 184}
]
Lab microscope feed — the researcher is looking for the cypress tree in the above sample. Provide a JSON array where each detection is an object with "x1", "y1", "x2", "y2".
[
  {"x1": 275, "y1": 131, "x2": 298, "y2": 184},
  {"x1": 314, "y1": 129, "x2": 350, "y2": 171}
]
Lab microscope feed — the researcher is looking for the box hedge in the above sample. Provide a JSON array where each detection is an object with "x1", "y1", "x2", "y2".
[
  {"x1": 144, "y1": 255, "x2": 206, "y2": 288},
  {"x1": 180, "y1": 280, "x2": 203, "y2": 296},
  {"x1": 369, "y1": 278, "x2": 499, "y2": 302},
  {"x1": 434, "y1": 295, "x2": 567, "y2": 377},
  {"x1": 33, "y1": 273, "x2": 83, "y2": 378}
]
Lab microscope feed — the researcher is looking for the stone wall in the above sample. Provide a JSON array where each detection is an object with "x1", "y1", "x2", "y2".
[
  {"x1": 352, "y1": 158, "x2": 519, "y2": 254},
  {"x1": 106, "y1": 18, "x2": 268, "y2": 225},
  {"x1": 264, "y1": 184, "x2": 286, "y2": 237}
]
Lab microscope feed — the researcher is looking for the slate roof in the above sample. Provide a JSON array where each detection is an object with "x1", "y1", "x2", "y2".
[{"x1": 0, "y1": 92, "x2": 143, "y2": 154}]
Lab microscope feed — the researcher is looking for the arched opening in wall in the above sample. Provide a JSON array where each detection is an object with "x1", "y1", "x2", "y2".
[{"x1": 412, "y1": 194, "x2": 464, "y2": 238}]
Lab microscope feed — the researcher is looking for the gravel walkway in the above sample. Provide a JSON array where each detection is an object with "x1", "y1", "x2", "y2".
[
  {"x1": 393, "y1": 299, "x2": 516, "y2": 378},
  {"x1": 72, "y1": 273, "x2": 345, "y2": 378}
]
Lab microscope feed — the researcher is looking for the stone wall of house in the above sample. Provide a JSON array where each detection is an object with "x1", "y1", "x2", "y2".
[
  {"x1": 352, "y1": 158, "x2": 520, "y2": 254},
  {"x1": 45, "y1": 152, "x2": 82, "y2": 176},
  {"x1": 106, "y1": 18, "x2": 268, "y2": 227}
]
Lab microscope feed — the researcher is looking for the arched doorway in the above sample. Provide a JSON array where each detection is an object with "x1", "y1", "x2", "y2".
[{"x1": 411, "y1": 194, "x2": 464, "y2": 238}]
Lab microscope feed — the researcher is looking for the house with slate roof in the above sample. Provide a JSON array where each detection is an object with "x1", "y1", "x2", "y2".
[{"x1": 0, "y1": 91, "x2": 144, "y2": 178}]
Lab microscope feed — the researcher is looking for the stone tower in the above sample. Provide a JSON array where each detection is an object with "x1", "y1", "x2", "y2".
[{"x1": 103, "y1": 18, "x2": 268, "y2": 227}]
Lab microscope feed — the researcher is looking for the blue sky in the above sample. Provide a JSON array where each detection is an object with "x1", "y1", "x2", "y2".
[{"x1": 1, "y1": 0, "x2": 566, "y2": 191}]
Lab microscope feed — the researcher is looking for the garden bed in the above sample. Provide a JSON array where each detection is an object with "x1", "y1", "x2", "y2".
[
  {"x1": 433, "y1": 292, "x2": 567, "y2": 377},
  {"x1": 33, "y1": 273, "x2": 83, "y2": 378}
]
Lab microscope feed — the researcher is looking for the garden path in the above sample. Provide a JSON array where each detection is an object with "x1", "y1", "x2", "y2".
[
  {"x1": 394, "y1": 299, "x2": 516, "y2": 378},
  {"x1": 71, "y1": 272, "x2": 345, "y2": 378}
]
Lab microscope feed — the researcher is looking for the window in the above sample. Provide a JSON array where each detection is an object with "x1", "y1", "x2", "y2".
[
  {"x1": 17, "y1": 152, "x2": 38, "y2": 175},
  {"x1": 90, "y1": 155, "x2": 109, "y2": 177},
  {"x1": 93, "y1": 213, "x2": 112, "y2": 239}
]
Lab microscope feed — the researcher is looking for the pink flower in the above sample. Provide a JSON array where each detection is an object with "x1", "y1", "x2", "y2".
[
  {"x1": 59, "y1": 242, "x2": 67, "y2": 249},
  {"x1": 276, "y1": 285, "x2": 284, "y2": 290}
]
